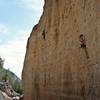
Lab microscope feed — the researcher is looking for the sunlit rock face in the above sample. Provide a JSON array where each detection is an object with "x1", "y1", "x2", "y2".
[{"x1": 22, "y1": 0, "x2": 100, "y2": 100}]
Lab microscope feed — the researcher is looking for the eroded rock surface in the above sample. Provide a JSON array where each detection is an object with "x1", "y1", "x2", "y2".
[{"x1": 22, "y1": 0, "x2": 100, "y2": 100}]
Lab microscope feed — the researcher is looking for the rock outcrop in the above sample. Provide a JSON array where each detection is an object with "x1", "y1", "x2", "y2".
[
  {"x1": 0, "y1": 81, "x2": 20, "y2": 100},
  {"x1": 0, "y1": 91, "x2": 14, "y2": 100},
  {"x1": 22, "y1": 0, "x2": 100, "y2": 100}
]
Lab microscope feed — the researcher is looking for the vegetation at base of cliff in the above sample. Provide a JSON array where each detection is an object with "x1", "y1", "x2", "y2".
[
  {"x1": 6, "y1": 69, "x2": 23, "y2": 94},
  {"x1": 0, "y1": 57, "x2": 22, "y2": 94},
  {"x1": 0, "y1": 57, "x2": 4, "y2": 68}
]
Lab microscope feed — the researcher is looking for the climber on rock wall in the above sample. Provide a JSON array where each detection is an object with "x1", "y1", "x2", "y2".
[
  {"x1": 79, "y1": 34, "x2": 89, "y2": 59},
  {"x1": 79, "y1": 34, "x2": 86, "y2": 48}
]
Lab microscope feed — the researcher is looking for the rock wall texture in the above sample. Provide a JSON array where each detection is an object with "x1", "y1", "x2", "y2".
[{"x1": 22, "y1": 0, "x2": 100, "y2": 100}]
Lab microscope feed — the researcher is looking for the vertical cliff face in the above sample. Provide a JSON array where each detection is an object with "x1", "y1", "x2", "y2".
[{"x1": 22, "y1": 0, "x2": 100, "y2": 100}]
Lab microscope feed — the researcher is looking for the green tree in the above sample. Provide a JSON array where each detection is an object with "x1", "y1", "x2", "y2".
[
  {"x1": 0, "y1": 57, "x2": 4, "y2": 68},
  {"x1": 12, "y1": 80, "x2": 22, "y2": 94},
  {"x1": 6, "y1": 68, "x2": 12, "y2": 82}
]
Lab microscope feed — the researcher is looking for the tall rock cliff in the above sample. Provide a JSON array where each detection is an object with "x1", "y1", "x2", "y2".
[{"x1": 22, "y1": 0, "x2": 100, "y2": 100}]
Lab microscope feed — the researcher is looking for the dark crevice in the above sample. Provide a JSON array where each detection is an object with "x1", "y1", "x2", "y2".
[{"x1": 42, "y1": 30, "x2": 46, "y2": 40}]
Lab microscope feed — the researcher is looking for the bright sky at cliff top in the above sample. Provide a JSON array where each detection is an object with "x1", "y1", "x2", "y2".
[{"x1": 0, "y1": 0, "x2": 44, "y2": 78}]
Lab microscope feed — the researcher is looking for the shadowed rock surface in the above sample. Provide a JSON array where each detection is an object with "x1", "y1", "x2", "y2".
[{"x1": 22, "y1": 0, "x2": 100, "y2": 100}]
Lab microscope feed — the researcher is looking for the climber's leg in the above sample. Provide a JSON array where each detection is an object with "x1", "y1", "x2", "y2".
[{"x1": 84, "y1": 47, "x2": 89, "y2": 59}]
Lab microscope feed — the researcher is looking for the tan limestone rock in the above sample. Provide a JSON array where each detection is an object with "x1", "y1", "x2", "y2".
[{"x1": 22, "y1": 0, "x2": 100, "y2": 100}]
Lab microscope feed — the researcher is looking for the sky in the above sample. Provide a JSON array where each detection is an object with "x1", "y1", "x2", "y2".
[{"x1": 0, "y1": 0, "x2": 44, "y2": 79}]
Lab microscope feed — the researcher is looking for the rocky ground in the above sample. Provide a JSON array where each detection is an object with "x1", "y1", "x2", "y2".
[
  {"x1": 0, "y1": 81, "x2": 20, "y2": 100},
  {"x1": 0, "y1": 90, "x2": 13, "y2": 100}
]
